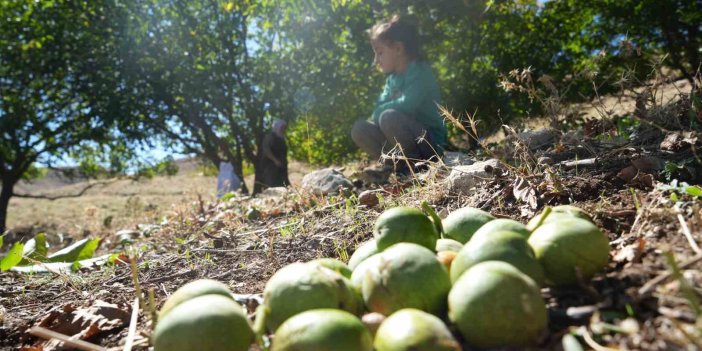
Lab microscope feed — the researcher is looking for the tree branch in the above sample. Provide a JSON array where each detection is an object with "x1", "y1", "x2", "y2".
[{"x1": 13, "y1": 179, "x2": 118, "y2": 201}]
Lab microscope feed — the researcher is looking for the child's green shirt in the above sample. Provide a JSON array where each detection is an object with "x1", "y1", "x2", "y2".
[{"x1": 372, "y1": 61, "x2": 447, "y2": 152}]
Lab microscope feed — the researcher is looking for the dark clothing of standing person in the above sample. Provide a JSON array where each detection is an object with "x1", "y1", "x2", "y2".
[{"x1": 255, "y1": 119, "x2": 290, "y2": 194}]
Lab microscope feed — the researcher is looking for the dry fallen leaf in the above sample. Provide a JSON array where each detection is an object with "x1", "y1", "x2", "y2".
[
  {"x1": 25, "y1": 300, "x2": 130, "y2": 351},
  {"x1": 512, "y1": 177, "x2": 538, "y2": 209},
  {"x1": 613, "y1": 238, "x2": 646, "y2": 264}
]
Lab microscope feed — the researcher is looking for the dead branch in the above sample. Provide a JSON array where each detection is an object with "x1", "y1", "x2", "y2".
[
  {"x1": 561, "y1": 157, "x2": 598, "y2": 169},
  {"x1": 638, "y1": 252, "x2": 702, "y2": 296},
  {"x1": 122, "y1": 297, "x2": 139, "y2": 351},
  {"x1": 13, "y1": 179, "x2": 119, "y2": 200},
  {"x1": 29, "y1": 326, "x2": 107, "y2": 351},
  {"x1": 677, "y1": 212, "x2": 702, "y2": 254}
]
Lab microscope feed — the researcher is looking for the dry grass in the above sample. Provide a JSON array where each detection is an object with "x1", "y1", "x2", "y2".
[
  {"x1": 483, "y1": 74, "x2": 693, "y2": 144},
  {"x1": 6, "y1": 159, "x2": 315, "y2": 238}
]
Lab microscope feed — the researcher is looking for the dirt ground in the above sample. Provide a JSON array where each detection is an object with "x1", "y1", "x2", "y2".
[
  {"x1": 1, "y1": 80, "x2": 702, "y2": 350},
  {"x1": 7, "y1": 158, "x2": 316, "y2": 241}
]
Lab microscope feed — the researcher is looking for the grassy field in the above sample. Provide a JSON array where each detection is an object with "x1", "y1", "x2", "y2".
[{"x1": 7, "y1": 158, "x2": 315, "y2": 238}]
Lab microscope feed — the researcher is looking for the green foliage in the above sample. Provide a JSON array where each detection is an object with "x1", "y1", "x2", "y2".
[
  {"x1": 46, "y1": 238, "x2": 101, "y2": 263},
  {"x1": 592, "y1": 0, "x2": 702, "y2": 82},
  {"x1": 287, "y1": 116, "x2": 358, "y2": 165},
  {"x1": 614, "y1": 115, "x2": 641, "y2": 139},
  {"x1": 0, "y1": 0, "x2": 150, "y2": 231},
  {"x1": 0, "y1": 242, "x2": 24, "y2": 271},
  {"x1": 219, "y1": 192, "x2": 237, "y2": 202},
  {"x1": 658, "y1": 179, "x2": 702, "y2": 203},
  {"x1": 662, "y1": 160, "x2": 697, "y2": 183},
  {"x1": 0, "y1": 234, "x2": 102, "y2": 273},
  {"x1": 137, "y1": 156, "x2": 180, "y2": 178},
  {"x1": 21, "y1": 232, "x2": 48, "y2": 264},
  {"x1": 242, "y1": 162, "x2": 255, "y2": 177},
  {"x1": 21, "y1": 164, "x2": 48, "y2": 181},
  {"x1": 199, "y1": 163, "x2": 219, "y2": 177}
]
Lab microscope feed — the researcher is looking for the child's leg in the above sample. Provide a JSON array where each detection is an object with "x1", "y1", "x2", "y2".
[
  {"x1": 377, "y1": 109, "x2": 437, "y2": 163},
  {"x1": 351, "y1": 119, "x2": 386, "y2": 160}
]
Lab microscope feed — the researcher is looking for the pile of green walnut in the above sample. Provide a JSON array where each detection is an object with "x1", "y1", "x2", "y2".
[{"x1": 153, "y1": 204, "x2": 610, "y2": 350}]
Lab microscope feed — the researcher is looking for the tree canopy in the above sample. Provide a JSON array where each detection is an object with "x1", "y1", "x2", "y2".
[{"x1": 0, "y1": 0, "x2": 150, "y2": 232}]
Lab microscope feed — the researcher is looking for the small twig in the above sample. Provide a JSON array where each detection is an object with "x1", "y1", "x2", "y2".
[
  {"x1": 307, "y1": 201, "x2": 346, "y2": 214},
  {"x1": 478, "y1": 187, "x2": 506, "y2": 210},
  {"x1": 639, "y1": 252, "x2": 702, "y2": 296},
  {"x1": 579, "y1": 326, "x2": 620, "y2": 351},
  {"x1": 669, "y1": 316, "x2": 702, "y2": 347},
  {"x1": 122, "y1": 297, "x2": 140, "y2": 351},
  {"x1": 232, "y1": 221, "x2": 310, "y2": 238},
  {"x1": 658, "y1": 306, "x2": 697, "y2": 323},
  {"x1": 677, "y1": 213, "x2": 701, "y2": 254},
  {"x1": 561, "y1": 158, "x2": 598, "y2": 169},
  {"x1": 129, "y1": 254, "x2": 145, "y2": 311},
  {"x1": 21, "y1": 257, "x2": 82, "y2": 292},
  {"x1": 29, "y1": 326, "x2": 107, "y2": 351},
  {"x1": 146, "y1": 269, "x2": 197, "y2": 284},
  {"x1": 148, "y1": 288, "x2": 158, "y2": 329},
  {"x1": 13, "y1": 179, "x2": 118, "y2": 200}
]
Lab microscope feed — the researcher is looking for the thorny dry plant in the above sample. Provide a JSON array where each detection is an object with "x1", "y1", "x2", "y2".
[
  {"x1": 498, "y1": 65, "x2": 589, "y2": 128},
  {"x1": 439, "y1": 103, "x2": 544, "y2": 177}
]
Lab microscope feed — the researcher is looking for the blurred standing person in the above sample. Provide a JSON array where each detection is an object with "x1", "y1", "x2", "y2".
[
  {"x1": 216, "y1": 161, "x2": 241, "y2": 199},
  {"x1": 254, "y1": 119, "x2": 290, "y2": 194}
]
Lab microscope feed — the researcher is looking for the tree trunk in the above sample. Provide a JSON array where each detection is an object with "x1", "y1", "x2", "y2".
[
  {"x1": 233, "y1": 137, "x2": 249, "y2": 195},
  {"x1": 0, "y1": 176, "x2": 17, "y2": 234},
  {"x1": 252, "y1": 156, "x2": 264, "y2": 195}
]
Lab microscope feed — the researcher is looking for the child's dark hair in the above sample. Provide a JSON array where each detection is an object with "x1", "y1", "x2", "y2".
[{"x1": 369, "y1": 15, "x2": 425, "y2": 61}]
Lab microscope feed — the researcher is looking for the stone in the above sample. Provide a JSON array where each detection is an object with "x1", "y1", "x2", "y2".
[
  {"x1": 137, "y1": 224, "x2": 161, "y2": 237},
  {"x1": 446, "y1": 159, "x2": 501, "y2": 194},
  {"x1": 516, "y1": 129, "x2": 558, "y2": 150},
  {"x1": 350, "y1": 165, "x2": 392, "y2": 185},
  {"x1": 302, "y1": 168, "x2": 354, "y2": 195},
  {"x1": 259, "y1": 187, "x2": 289, "y2": 198},
  {"x1": 115, "y1": 229, "x2": 140, "y2": 245},
  {"x1": 358, "y1": 190, "x2": 379, "y2": 207}
]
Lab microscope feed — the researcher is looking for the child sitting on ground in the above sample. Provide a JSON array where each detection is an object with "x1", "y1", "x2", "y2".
[{"x1": 351, "y1": 15, "x2": 447, "y2": 174}]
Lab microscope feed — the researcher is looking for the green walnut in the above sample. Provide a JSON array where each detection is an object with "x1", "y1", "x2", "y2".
[
  {"x1": 528, "y1": 217, "x2": 610, "y2": 285},
  {"x1": 374, "y1": 207, "x2": 438, "y2": 251},
  {"x1": 153, "y1": 294, "x2": 253, "y2": 351},
  {"x1": 272, "y1": 309, "x2": 373, "y2": 351},
  {"x1": 442, "y1": 207, "x2": 495, "y2": 243},
  {"x1": 448, "y1": 261, "x2": 547, "y2": 349},
  {"x1": 374, "y1": 308, "x2": 462, "y2": 351}
]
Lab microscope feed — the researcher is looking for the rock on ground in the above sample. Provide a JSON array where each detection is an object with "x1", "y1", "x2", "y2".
[
  {"x1": 301, "y1": 168, "x2": 354, "y2": 195},
  {"x1": 446, "y1": 159, "x2": 502, "y2": 194}
]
